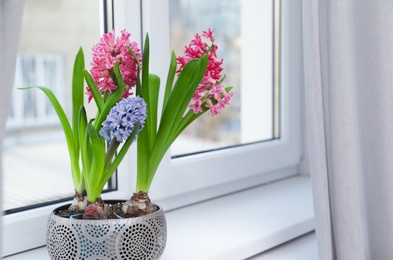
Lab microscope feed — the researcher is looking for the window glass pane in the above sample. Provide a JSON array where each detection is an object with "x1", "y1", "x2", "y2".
[
  {"x1": 170, "y1": 0, "x2": 275, "y2": 156},
  {"x1": 3, "y1": 0, "x2": 103, "y2": 211}
]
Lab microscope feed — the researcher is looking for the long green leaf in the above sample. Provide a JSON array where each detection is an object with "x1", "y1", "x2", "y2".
[
  {"x1": 154, "y1": 56, "x2": 207, "y2": 159},
  {"x1": 142, "y1": 34, "x2": 150, "y2": 103},
  {"x1": 137, "y1": 117, "x2": 150, "y2": 192},
  {"x1": 164, "y1": 56, "x2": 208, "y2": 146},
  {"x1": 72, "y1": 48, "x2": 85, "y2": 158},
  {"x1": 83, "y1": 69, "x2": 104, "y2": 112},
  {"x1": 82, "y1": 120, "x2": 92, "y2": 194},
  {"x1": 127, "y1": 46, "x2": 142, "y2": 97},
  {"x1": 148, "y1": 74, "x2": 160, "y2": 148},
  {"x1": 78, "y1": 106, "x2": 88, "y2": 177},
  {"x1": 103, "y1": 122, "x2": 140, "y2": 190},
  {"x1": 135, "y1": 34, "x2": 151, "y2": 192},
  {"x1": 94, "y1": 62, "x2": 124, "y2": 130},
  {"x1": 127, "y1": 46, "x2": 142, "y2": 72},
  {"x1": 162, "y1": 51, "x2": 177, "y2": 112},
  {"x1": 19, "y1": 87, "x2": 73, "y2": 149},
  {"x1": 155, "y1": 59, "x2": 199, "y2": 141},
  {"x1": 113, "y1": 60, "x2": 126, "y2": 91},
  {"x1": 86, "y1": 123, "x2": 105, "y2": 202},
  {"x1": 145, "y1": 56, "x2": 208, "y2": 190},
  {"x1": 19, "y1": 86, "x2": 82, "y2": 190}
]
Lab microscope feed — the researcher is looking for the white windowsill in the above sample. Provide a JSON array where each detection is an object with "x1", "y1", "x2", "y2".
[
  {"x1": 4, "y1": 176, "x2": 314, "y2": 260},
  {"x1": 249, "y1": 232, "x2": 318, "y2": 259}
]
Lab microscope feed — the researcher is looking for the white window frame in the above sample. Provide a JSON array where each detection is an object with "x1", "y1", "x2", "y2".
[
  {"x1": 1, "y1": 0, "x2": 304, "y2": 257},
  {"x1": 114, "y1": 0, "x2": 303, "y2": 210}
]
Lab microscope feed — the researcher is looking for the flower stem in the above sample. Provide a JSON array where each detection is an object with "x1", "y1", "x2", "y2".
[{"x1": 105, "y1": 140, "x2": 119, "y2": 168}]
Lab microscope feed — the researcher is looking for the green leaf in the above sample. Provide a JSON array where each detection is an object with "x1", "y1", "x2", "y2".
[
  {"x1": 94, "y1": 62, "x2": 124, "y2": 130},
  {"x1": 72, "y1": 48, "x2": 85, "y2": 155},
  {"x1": 82, "y1": 120, "x2": 92, "y2": 194},
  {"x1": 83, "y1": 69, "x2": 104, "y2": 112},
  {"x1": 78, "y1": 106, "x2": 89, "y2": 175},
  {"x1": 127, "y1": 46, "x2": 142, "y2": 97},
  {"x1": 135, "y1": 34, "x2": 152, "y2": 192},
  {"x1": 141, "y1": 34, "x2": 150, "y2": 102},
  {"x1": 137, "y1": 117, "x2": 150, "y2": 192},
  {"x1": 144, "y1": 56, "x2": 208, "y2": 190},
  {"x1": 21, "y1": 86, "x2": 73, "y2": 139},
  {"x1": 127, "y1": 46, "x2": 142, "y2": 72},
  {"x1": 19, "y1": 87, "x2": 75, "y2": 158},
  {"x1": 113, "y1": 60, "x2": 126, "y2": 91},
  {"x1": 86, "y1": 123, "x2": 105, "y2": 202},
  {"x1": 148, "y1": 74, "x2": 160, "y2": 147},
  {"x1": 103, "y1": 121, "x2": 140, "y2": 190},
  {"x1": 162, "y1": 51, "x2": 177, "y2": 112},
  {"x1": 156, "y1": 56, "x2": 207, "y2": 156},
  {"x1": 127, "y1": 46, "x2": 143, "y2": 98},
  {"x1": 174, "y1": 110, "x2": 204, "y2": 141},
  {"x1": 19, "y1": 86, "x2": 82, "y2": 189}
]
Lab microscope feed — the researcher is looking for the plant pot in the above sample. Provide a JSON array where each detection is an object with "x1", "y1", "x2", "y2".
[{"x1": 46, "y1": 200, "x2": 167, "y2": 260}]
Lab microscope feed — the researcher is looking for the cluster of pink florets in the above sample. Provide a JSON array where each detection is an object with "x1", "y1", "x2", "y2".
[
  {"x1": 87, "y1": 29, "x2": 142, "y2": 102},
  {"x1": 177, "y1": 28, "x2": 233, "y2": 116},
  {"x1": 88, "y1": 28, "x2": 232, "y2": 117}
]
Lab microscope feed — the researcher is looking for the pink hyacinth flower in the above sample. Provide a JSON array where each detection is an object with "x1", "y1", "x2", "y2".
[
  {"x1": 87, "y1": 29, "x2": 142, "y2": 102},
  {"x1": 176, "y1": 28, "x2": 233, "y2": 117}
]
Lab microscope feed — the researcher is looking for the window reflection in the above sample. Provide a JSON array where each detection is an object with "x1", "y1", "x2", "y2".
[
  {"x1": 170, "y1": 0, "x2": 275, "y2": 156},
  {"x1": 3, "y1": 0, "x2": 102, "y2": 211}
]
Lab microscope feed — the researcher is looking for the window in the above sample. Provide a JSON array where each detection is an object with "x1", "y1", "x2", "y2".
[
  {"x1": 2, "y1": 0, "x2": 303, "y2": 256},
  {"x1": 1, "y1": 0, "x2": 135, "y2": 256},
  {"x1": 3, "y1": 0, "x2": 104, "y2": 212},
  {"x1": 114, "y1": 0, "x2": 301, "y2": 210}
]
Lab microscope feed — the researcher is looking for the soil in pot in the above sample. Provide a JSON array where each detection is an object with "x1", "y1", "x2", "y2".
[{"x1": 55, "y1": 200, "x2": 159, "y2": 219}]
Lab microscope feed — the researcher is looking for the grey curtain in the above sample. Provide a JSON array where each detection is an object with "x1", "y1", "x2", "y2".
[
  {"x1": 303, "y1": 0, "x2": 393, "y2": 259},
  {"x1": 0, "y1": 2, "x2": 25, "y2": 141},
  {"x1": 0, "y1": 0, "x2": 25, "y2": 254}
]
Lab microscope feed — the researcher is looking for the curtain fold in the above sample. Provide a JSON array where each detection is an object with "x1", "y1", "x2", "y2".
[
  {"x1": 303, "y1": 0, "x2": 393, "y2": 259},
  {"x1": 0, "y1": 2, "x2": 25, "y2": 149},
  {"x1": 350, "y1": 2, "x2": 393, "y2": 259},
  {"x1": 0, "y1": 0, "x2": 25, "y2": 254}
]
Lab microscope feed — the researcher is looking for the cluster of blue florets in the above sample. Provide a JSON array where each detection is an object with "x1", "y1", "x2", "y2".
[{"x1": 99, "y1": 96, "x2": 147, "y2": 143}]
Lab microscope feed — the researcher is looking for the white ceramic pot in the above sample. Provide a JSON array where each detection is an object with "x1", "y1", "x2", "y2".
[{"x1": 46, "y1": 200, "x2": 167, "y2": 260}]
